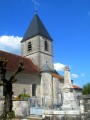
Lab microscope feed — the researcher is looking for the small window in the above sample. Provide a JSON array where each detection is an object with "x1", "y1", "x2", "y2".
[
  {"x1": 32, "y1": 84, "x2": 37, "y2": 96},
  {"x1": 44, "y1": 41, "x2": 48, "y2": 51},
  {"x1": 28, "y1": 42, "x2": 32, "y2": 51}
]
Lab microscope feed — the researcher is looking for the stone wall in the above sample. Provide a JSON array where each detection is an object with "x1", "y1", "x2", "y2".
[
  {"x1": 21, "y1": 35, "x2": 54, "y2": 70},
  {"x1": 53, "y1": 77, "x2": 62, "y2": 106},
  {"x1": 13, "y1": 72, "x2": 41, "y2": 98},
  {"x1": 0, "y1": 71, "x2": 41, "y2": 98},
  {"x1": 0, "y1": 100, "x2": 29, "y2": 117},
  {"x1": 41, "y1": 72, "x2": 53, "y2": 107},
  {"x1": 83, "y1": 94, "x2": 90, "y2": 112},
  {"x1": 13, "y1": 100, "x2": 29, "y2": 117}
]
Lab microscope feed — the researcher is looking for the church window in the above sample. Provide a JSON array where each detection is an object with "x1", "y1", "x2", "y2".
[
  {"x1": 28, "y1": 42, "x2": 32, "y2": 51},
  {"x1": 61, "y1": 94, "x2": 63, "y2": 99},
  {"x1": 32, "y1": 84, "x2": 37, "y2": 96},
  {"x1": 44, "y1": 41, "x2": 48, "y2": 51}
]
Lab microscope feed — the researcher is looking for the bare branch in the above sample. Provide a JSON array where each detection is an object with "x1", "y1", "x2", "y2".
[
  {"x1": 9, "y1": 61, "x2": 24, "y2": 82},
  {"x1": 0, "y1": 82, "x2": 6, "y2": 86},
  {"x1": 11, "y1": 78, "x2": 17, "y2": 83}
]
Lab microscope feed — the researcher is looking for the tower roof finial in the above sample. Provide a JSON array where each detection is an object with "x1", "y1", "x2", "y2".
[{"x1": 32, "y1": 0, "x2": 39, "y2": 14}]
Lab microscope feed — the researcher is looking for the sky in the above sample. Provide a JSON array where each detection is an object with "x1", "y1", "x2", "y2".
[{"x1": 0, "y1": 0, "x2": 90, "y2": 87}]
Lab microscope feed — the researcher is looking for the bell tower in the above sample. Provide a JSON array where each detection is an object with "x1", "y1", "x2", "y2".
[{"x1": 21, "y1": 14, "x2": 54, "y2": 71}]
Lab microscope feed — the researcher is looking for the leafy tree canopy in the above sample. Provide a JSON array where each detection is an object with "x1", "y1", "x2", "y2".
[{"x1": 82, "y1": 82, "x2": 90, "y2": 95}]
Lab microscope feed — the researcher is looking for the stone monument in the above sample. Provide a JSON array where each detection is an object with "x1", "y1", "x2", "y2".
[{"x1": 62, "y1": 66, "x2": 79, "y2": 110}]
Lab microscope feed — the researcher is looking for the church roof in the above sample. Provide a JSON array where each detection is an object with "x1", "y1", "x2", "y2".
[
  {"x1": 51, "y1": 72, "x2": 82, "y2": 90},
  {"x1": 0, "y1": 50, "x2": 40, "y2": 74},
  {"x1": 73, "y1": 85, "x2": 82, "y2": 90},
  {"x1": 21, "y1": 14, "x2": 52, "y2": 42},
  {"x1": 52, "y1": 73, "x2": 64, "y2": 79}
]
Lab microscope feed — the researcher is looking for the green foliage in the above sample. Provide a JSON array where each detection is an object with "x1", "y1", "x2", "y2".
[
  {"x1": 1, "y1": 110, "x2": 15, "y2": 119},
  {"x1": 1, "y1": 113, "x2": 6, "y2": 120},
  {"x1": 19, "y1": 93, "x2": 30, "y2": 100},
  {"x1": 82, "y1": 82, "x2": 90, "y2": 95},
  {"x1": 9, "y1": 110, "x2": 15, "y2": 119}
]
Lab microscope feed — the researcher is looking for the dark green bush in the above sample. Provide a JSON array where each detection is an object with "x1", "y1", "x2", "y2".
[{"x1": 82, "y1": 82, "x2": 90, "y2": 95}]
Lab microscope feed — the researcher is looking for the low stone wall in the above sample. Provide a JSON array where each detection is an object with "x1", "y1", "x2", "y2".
[
  {"x1": 44, "y1": 110, "x2": 80, "y2": 115},
  {"x1": 13, "y1": 100, "x2": 30, "y2": 117},
  {"x1": 0, "y1": 100, "x2": 30, "y2": 117},
  {"x1": 83, "y1": 95, "x2": 90, "y2": 113},
  {"x1": 43, "y1": 115, "x2": 81, "y2": 120}
]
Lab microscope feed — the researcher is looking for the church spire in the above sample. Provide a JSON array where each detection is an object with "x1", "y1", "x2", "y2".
[{"x1": 21, "y1": 14, "x2": 52, "y2": 42}]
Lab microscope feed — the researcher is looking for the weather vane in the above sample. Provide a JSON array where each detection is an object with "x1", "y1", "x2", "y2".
[{"x1": 32, "y1": 0, "x2": 39, "y2": 14}]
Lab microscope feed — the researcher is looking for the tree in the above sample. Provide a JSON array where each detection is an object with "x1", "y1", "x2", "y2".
[
  {"x1": 0, "y1": 58, "x2": 24, "y2": 119},
  {"x1": 82, "y1": 82, "x2": 90, "y2": 95}
]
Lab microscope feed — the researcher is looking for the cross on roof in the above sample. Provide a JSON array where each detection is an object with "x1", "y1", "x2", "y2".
[{"x1": 32, "y1": 0, "x2": 39, "y2": 14}]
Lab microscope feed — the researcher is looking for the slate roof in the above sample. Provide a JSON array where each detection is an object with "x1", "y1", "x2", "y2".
[
  {"x1": 0, "y1": 50, "x2": 40, "y2": 74},
  {"x1": 21, "y1": 14, "x2": 52, "y2": 42}
]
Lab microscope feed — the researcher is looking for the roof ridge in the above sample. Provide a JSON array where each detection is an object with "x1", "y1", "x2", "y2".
[
  {"x1": 0, "y1": 50, "x2": 28, "y2": 60},
  {"x1": 0, "y1": 50, "x2": 20, "y2": 57}
]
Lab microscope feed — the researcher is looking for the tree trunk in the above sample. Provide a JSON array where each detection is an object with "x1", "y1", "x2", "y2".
[{"x1": 3, "y1": 81, "x2": 12, "y2": 118}]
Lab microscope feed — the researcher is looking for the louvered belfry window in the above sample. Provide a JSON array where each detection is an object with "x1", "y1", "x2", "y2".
[
  {"x1": 44, "y1": 41, "x2": 48, "y2": 51},
  {"x1": 28, "y1": 42, "x2": 32, "y2": 51}
]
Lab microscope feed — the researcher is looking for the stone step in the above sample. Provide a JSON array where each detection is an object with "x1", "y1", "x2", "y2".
[{"x1": 26, "y1": 116, "x2": 44, "y2": 120}]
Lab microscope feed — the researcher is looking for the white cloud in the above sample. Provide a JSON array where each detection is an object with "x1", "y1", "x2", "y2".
[
  {"x1": 0, "y1": 35, "x2": 22, "y2": 54},
  {"x1": 54, "y1": 63, "x2": 65, "y2": 71},
  {"x1": 71, "y1": 74, "x2": 79, "y2": 78}
]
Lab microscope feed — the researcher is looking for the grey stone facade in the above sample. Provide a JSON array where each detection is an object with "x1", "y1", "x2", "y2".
[
  {"x1": 21, "y1": 35, "x2": 54, "y2": 71},
  {"x1": 13, "y1": 73, "x2": 41, "y2": 97}
]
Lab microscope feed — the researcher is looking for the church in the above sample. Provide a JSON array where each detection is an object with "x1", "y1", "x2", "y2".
[{"x1": 0, "y1": 13, "x2": 82, "y2": 109}]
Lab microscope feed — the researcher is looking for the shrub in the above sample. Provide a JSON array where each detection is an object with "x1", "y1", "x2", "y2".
[
  {"x1": 82, "y1": 82, "x2": 90, "y2": 95},
  {"x1": 1, "y1": 110, "x2": 15, "y2": 120},
  {"x1": 9, "y1": 110, "x2": 15, "y2": 119},
  {"x1": 18, "y1": 93, "x2": 30, "y2": 100}
]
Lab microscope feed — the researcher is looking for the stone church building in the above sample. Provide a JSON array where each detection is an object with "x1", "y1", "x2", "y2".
[{"x1": 0, "y1": 14, "x2": 82, "y2": 108}]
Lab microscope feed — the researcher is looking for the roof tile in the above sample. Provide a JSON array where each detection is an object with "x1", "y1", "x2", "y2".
[
  {"x1": 0, "y1": 50, "x2": 40, "y2": 74},
  {"x1": 73, "y1": 85, "x2": 82, "y2": 90}
]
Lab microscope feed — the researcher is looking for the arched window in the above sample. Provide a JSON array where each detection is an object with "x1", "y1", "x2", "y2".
[
  {"x1": 28, "y1": 42, "x2": 32, "y2": 51},
  {"x1": 44, "y1": 41, "x2": 48, "y2": 51},
  {"x1": 32, "y1": 84, "x2": 36, "y2": 96}
]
